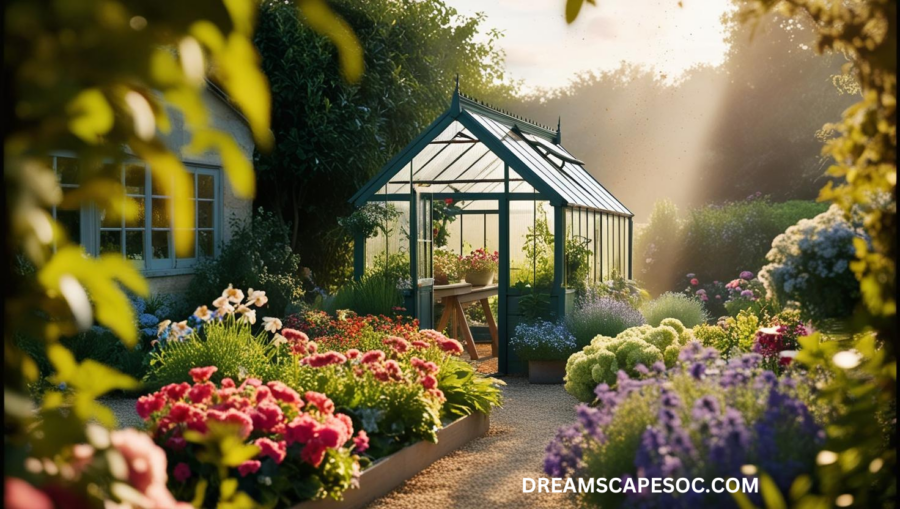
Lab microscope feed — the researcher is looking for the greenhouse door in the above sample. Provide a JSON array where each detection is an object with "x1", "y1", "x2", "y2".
[{"x1": 413, "y1": 186, "x2": 434, "y2": 329}]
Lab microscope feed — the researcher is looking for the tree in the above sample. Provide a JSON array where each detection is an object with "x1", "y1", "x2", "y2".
[
  {"x1": 253, "y1": 0, "x2": 514, "y2": 290},
  {"x1": 4, "y1": 0, "x2": 360, "y2": 505}
]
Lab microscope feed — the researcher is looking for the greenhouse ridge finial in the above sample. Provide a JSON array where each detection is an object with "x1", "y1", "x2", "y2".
[
  {"x1": 556, "y1": 116, "x2": 562, "y2": 144},
  {"x1": 451, "y1": 74, "x2": 460, "y2": 112}
]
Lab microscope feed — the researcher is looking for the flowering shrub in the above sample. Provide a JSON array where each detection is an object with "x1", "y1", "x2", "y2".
[
  {"x1": 284, "y1": 310, "x2": 419, "y2": 352},
  {"x1": 681, "y1": 271, "x2": 769, "y2": 319},
  {"x1": 139, "y1": 366, "x2": 364, "y2": 505},
  {"x1": 579, "y1": 272, "x2": 649, "y2": 309},
  {"x1": 459, "y1": 248, "x2": 499, "y2": 274},
  {"x1": 564, "y1": 320, "x2": 694, "y2": 402},
  {"x1": 641, "y1": 292, "x2": 709, "y2": 328},
  {"x1": 760, "y1": 205, "x2": 866, "y2": 322},
  {"x1": 752, "y1": 311, "x2": 810, "y2": 374},
  {"x1": 565, "y1": 297, "x2": 646, "y2": 348},
  {"x1": 511, "y1": 321, "x2": 578, "y2": 362},
  {"x1": 547, "y1": 347, "x2": 823, "y2": 508}
]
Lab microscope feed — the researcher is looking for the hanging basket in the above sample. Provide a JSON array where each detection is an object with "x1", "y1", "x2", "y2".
[{"x1": 465, "y1": 269, "x2": 494, "y2": 286}]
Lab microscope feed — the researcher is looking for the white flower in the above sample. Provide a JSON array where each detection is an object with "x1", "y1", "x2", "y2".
[
  {"x1": 271, "y1": 333, "x2": 287, "y2": 346},
  {"x1": 212, "y1": 295, "x2": 229, "y2": 309},
  {"x1": 171, "y1": 320, "x2": 191, "y2": 338},
  {"x1": 262, "y1": 317, "x2": 282, "y2": 333},
  {"x1": 832, "y1": 350, "x2": 861, "y2": 369},
  {"x1": 194, "y1": 305, "x2": 213, "y2": 322},
  {"x1": 236, "y1": 305, "x2": 256, "y2": 325},
  {"x1": 246, "y1": 288, "x2": 268, "y2": 307},
  {"x1": 156, "y1": 319, "x2": 171, "y2": 337},
  {"x1": 221, "y1": 284, "x2": 244, "y2": 304}
]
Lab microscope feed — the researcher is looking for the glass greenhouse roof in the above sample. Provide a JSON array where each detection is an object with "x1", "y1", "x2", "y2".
[{"x1": 351, "y1": 88, "x2": 632, "y2": 217}]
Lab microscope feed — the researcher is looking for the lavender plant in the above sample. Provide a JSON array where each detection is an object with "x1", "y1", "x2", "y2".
[
  {"x1": 566, "y1": 297, "x2": 646, "y2": 348},
  {"x1": 547, "y1": 345, "x2": 823, "y2": 508}
]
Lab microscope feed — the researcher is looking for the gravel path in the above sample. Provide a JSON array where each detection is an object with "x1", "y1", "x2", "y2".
[{"x1": 368, "y1": 376, "x2": 578, "y2": 509}]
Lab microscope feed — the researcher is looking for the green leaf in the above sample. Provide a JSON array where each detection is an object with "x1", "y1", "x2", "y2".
[
  {"x1": 47, "y1": 343, "x2": 78, "y2": 381},
  {"x1": 760, "y1": 473, "x2": 787, "y2": 509},
  {"x1": 66, "y1": 88, "x2": 114, "y2": 143},
  {"x1": 565, "y1": 0, "x2": 585, "y2": 24},
  {"x1": 189, "y1": 130, "x2": 255, "y2": 199}
]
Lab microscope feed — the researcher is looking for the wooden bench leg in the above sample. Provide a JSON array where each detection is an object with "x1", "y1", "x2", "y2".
[
  {"x1": 454, "y1": 299, "x2": 478, "y2": 360},
  {"x1": 481, "y1": 298, "x2": 499, "y2": 357},
  {"x1": 436, "y1": 300, "x2": 453, "y2": 336}
]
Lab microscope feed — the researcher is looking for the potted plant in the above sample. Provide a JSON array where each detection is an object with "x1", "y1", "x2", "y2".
[
  {"x1": 434, "y1": 248, "x2": 461, "y2": 285},
  {"x1": 510, "y1": 320, "x2": 578, "y2": 384},
  {"x1": 459, "y1": 248, "x2": 499, "y2": 286}
]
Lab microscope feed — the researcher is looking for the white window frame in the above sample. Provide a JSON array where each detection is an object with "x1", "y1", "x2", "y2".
[{"x1": 50, "y1": 154, "x2": 223, "y2": 277}]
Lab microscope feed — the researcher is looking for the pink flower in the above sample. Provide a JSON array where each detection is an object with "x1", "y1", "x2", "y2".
[
  {"x1": 383, "y1": 336, "x2": 410, "y2": 354},
  {"x1": 411, "y1": 357, "x2": 438, "y2": 375},
  {"x1": 438, "y1": 338, "x2": 464, "y2": 355},
  {"x1": 110, "y1": 428, "x2": 182, "y2": 507},
  {"x1": 239, "y1": 378, "x2": 262, "y2": 389},
  {"x1": 361, "y1": 350, "x2": 386, "y2": 365},
  {"x1": 302, "y1": 351, "x2": 347, "y2": 368},
  {"x1": 267, "y1": 381, "x2": 302, "y2": 406},
  {"x1": 421, "y1": 374, "x2": 438, "y2": 390},
  {"x1": 220, "y1": 377, "x2": 236, "y2": 389},
  {"x1": 346, "y1": 349, "x2": 360, "y2": 360},
  {"x1": 237, "y1": 460, "x2": 261, "y2": 477},
  {"x1": 165, "y1": 436, "x2": 187, "y2": 451},
  {"x1": 187, "y1": 382, "x2": 215, "y2": 405},
  {"x1": 353, "y1": 430, "x2": 370, "y2": 454},
  {"x1": 411, "y1": 340, "x2": 430, "y2": 349},
  {"x1": 189, "y1": 366, "x2": 218, "y2": 383},
  {"x1": 250, "y1": 402, "x2": 284, "y2": 433},
  {"x1": 162, "y1": 382, "x2": 191, "y2": 401},
  {"x1": 282, "y1": 328, "x2": 309, "y2": 342},
  {"x1": 690, "y1": 278, "x2": 699, "y2": 286},
  {"x1": 136, "y1": 393, "x2": 166, "y2": 419},
  {"x1": 300, "y1": 442, "x2": 328, "y2": 467},
  {"x1": 285, "y1": 414, "x2": 319, "y2": 445},
  {"x1": 5, "y1": 477, "x2": 53, "y2": 509},
  {"x1": 173, "y1": 462, "x2": 192, "y2": 482},
  {"x1": 304, "y1": 391, "x2": 335, "y2": 415},
  {"x1": 316, "y1": 425, "x2": 342, "y2": 448},
  {"x1": 207, "y1": 408, "x2": 254, "y2": 439},
  {"x1": 167, "y1": 402, "x2": 194, "y2": 423},
  {"x1": 255, "y1": 438, "x2": 287, "y2": 464}
]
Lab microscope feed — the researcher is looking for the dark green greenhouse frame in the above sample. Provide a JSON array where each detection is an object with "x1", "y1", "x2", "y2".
[{"x1": 349, "y1": 82, "x2": 633, "y2": 374}]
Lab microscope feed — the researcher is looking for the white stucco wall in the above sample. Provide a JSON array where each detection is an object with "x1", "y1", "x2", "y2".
[{"x1": 147, "y1": 88, "x2": 255, "y2": 295}]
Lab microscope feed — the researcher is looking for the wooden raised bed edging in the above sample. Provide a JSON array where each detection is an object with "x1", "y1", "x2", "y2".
[{"x1": 293, "y1": 412, "x2": 490, "y2": 509}]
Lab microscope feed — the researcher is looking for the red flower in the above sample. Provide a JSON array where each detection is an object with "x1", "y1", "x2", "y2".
[
  {"x1": 421, "y1": 374, "x2": 438, "y2": 390},
  {"x1": 300, "y1": 442, "x2": 328, "y2": 467},
  {"x1": 690, "y1": 278, "x2": 699, "y2": 286},
  {"x1": 304, "y1": 391, "x2": 335, "y2": 415},
  {"x1": 237, "y1": 460, "x2": 261, "y2": 477},
  {"x1": 207, "y1": 408, "x2": 254, "y2": 440},
  {"x1": 250, "y1": 402, "x2": 284, "y2": 433},
  {"x1": 165, "y1": 436, "x2": 187, "y2": 451},
  {"x1": 383, "y1": 336, "x2": 410, "y2": 354},
  {"x1": 136, "y1": 393, "x2": 166, "y2": 419},
  {"x1": 444, "y1": 198, "x2": 454, "y2": 205},
  {"x1": 361, "y1": 350, "x2": 386, "y2": 365},
  {"x1": 162, "y1": 382, "x2": 191, "y2": 402},
  {"x1": 353, "y1": 430, "x2": 370, "y2": 454},
  {"x1": 187, "y1": 382, "x2": 215, "y2": 405},
  {"x1": 189, "y1": 366, "x2": 218, "y2": 383},
  {"x1": 173, "y1": 462, "x2": 192, "y2": 482},
  {"x1": 282, "y1": 328, "x2": 309, "y2": 342},
  {"x1": 346, "y1": 349, "x2": 360, "y2": 360},
  {"x1": 255, "y1": 438, "x2": 287, "y2": 464},
  {"x1": 285, "y1": 414, "x2": 319, "y2": 445},
  {"x1": 267, "y1": 381, "x2": 302, "y2": 406},
  {"x1": 5, "y1": 477, "x2": 53, "y2": 509}
]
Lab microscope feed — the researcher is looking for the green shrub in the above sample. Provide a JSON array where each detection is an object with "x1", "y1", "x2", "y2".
[
  {"x1": 563, "y1": 321, "x2": 693, "y2": 402},
  {"x1": 326, "y1": 273, "x2": 403, "y2": 317},
  {"x1": 635, "y1": 198, "x2": 828, "y2": 295},
  {"x1": 565, "y1": 297, "x2": 645, "y2": 348},
  {"x1": 143, "y1": 321, "x2": 276, "y2": 389},
  {"x1": 186, "y1": 208, "x2": 304, "y2": 317},
  {"x1": 641, "y1": 292, "x2": 709, "y2": 327}
]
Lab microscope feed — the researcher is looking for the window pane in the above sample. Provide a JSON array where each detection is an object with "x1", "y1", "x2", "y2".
[
  {"x1": 199, "y1": 230, "x2": 214, "y2": 257},
  {"x1": 100, "y1": 208, "x2": 120, "y2": 228},
  {"x1": 100, "y1": 230, "x2": 122, "y2": 255},
  {"x1": 197, "y1": 175, "x2": 214, "y2": 199},
  {"x1": 57, "y1": 157, "x2": 80, "y2": 185},
  {"x1": 151, "y1": 231, "x2": 170, "y2": 259},
  {"x1": 57, "y1": 209, "x2": 81, "y2": 244},
  {"x1": 125, "y1": 198, "x2": 145, "y2": 228},
  {"x1": 152, "y1": 198, "x2": 170, "y2": 227},
  {"x1": 198, "y1": 201, "x2": 213, "y2": 228},
  {"x1": 125, "y1": 231, "x2": 145, "y2": 261},
  {"x1": 177, "y1": 230, "x2": 197, "y2": 259},
  {"x1": 125, "y1": 165, "x2": 146, "y2": 194},
  {"x1": 152, "y1": 174, "x2": 170, "y2": 196}
]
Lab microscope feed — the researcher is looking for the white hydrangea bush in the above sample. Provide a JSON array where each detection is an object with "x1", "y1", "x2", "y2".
[{"x1": 759, "y1": 205, "x2": 866, "y2": 321}]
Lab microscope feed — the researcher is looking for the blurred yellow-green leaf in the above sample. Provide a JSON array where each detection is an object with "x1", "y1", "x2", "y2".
[
  {"x1": 190, "y1": 130, "x2": 255, "y2": 199},
  {"x1": 297, "y1": 0, "x2": 364, "y2": 83},
  {"x1": 67, "y1": 89, "x2": 115, "y2": 144}
]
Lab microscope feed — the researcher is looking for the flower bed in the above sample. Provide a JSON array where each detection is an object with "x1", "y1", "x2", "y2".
[{"x1": 137, "y1": 287, "x2": 503, "y2": 506}]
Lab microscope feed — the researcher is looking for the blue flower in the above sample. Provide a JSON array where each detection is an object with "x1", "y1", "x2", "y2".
[{"x1": 138, "y1": 313, "x2": 160, "y2": 327}]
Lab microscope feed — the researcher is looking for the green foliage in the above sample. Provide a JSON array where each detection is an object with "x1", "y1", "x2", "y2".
[
  {"x1": 641, "y1": 292, "x2": 710, "y2": 328},
  {"x1": 436, "y1": 355, "x2": 505, "y2": 420},
  {"x1": 338, "y1": 203, "x2": 400, "y2": 240},
  {"x1": 580, "y1": 271, "x2": 650, "y2": 310},
  {"x1": 564, "y1": 321, "x2": 693, "y2": 402},
  {"x1": 188, "y1": 208, "x2": 304, "y2": 317},
  {"x1": 143, "y1": 321, "x2": 276, "y2": 389},
  {"x1": 513, "y1": 203, "x2": 555, "y2": 290},
  {"x1": 635, "y1": 199, "x2": 828, "y2": 295},
  {"x1": 253, "y1": 0, "x2": 514, "y2": 290},
  {"x1": 694, "y1": 311, "x2": 760, "y2": 359},
  {"x1": 565, "y1": 297, "x2": 646, "y2": 348},
  {"x1": 432, "y1": 198, "x2": 462, "y2": 248},
  {"x1": 326, "y1": 273, "x2": 403, "y2": 317},
  {"x1": 565, "y1": 233, "x2": 592, "y2": 291}
]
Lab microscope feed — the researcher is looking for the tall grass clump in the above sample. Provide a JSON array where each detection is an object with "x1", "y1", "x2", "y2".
[
  {"x1": 326, "y1": 272, "x2": 402, "y2": 316},
  {"x1": 565, "y1": 297, "x2": 645, "y2": 348},
  {"x1": 143, "y1": 321, "x2": 275, "y2": 389},
  {"x1": 641, "y1": 292, "x2": 709, "y2": 328}
]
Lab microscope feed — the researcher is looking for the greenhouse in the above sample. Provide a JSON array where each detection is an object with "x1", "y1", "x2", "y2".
[{"x1": 350, "y1": 82, "x2": 633, "y2": 373}]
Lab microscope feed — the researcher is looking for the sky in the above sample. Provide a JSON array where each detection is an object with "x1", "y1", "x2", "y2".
[{"x1": 449, "y1": 0, "x2": 736, "y2": 92}]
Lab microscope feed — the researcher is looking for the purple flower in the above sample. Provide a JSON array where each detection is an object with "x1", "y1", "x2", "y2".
[
  {"x1": 740, "y1": 289, "x2": 754, "y2": 298},
  {"x1": 686, "y1": 273, "x2": 696, "y2": 278},
  {"x1": 739, "y1": 270, "x2": 755, "y2": 280}
]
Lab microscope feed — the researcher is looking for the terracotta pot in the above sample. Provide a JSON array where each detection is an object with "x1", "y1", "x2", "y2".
[
  {"x1": 464, "y1": 268, "x2": 494, "y2": 286},
  {"x1": 527, "y1": 360, "x2": 566, "y2": 384}
]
